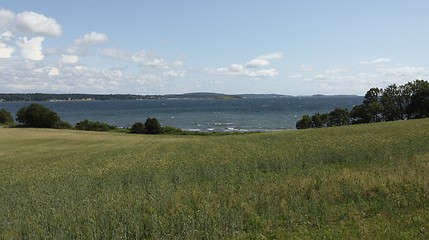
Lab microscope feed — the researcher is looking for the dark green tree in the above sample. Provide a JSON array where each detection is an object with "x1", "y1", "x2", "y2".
[
  {"x1": 363, "y1": 87, "x2": 383, "y2": 122},
  {"x1": 350, "y1": 104, "x2": 371, "y2": 124},
  {"x1": 311, "y1": 113, "x2": 328, "y2": 128},
  {"x1": 0, "y1": 109, "x2": 13, "y2": 125},
  {"x1": 130, "y1": 122, "x2": 145, "y2": 134},
  {"x1": 406, "y1": 79, "x2": 429, "y2": 118},
  {"x1": 296, "y1": 114, "x2": 312, "y2": 129},
  {"x1": 381, "y1": 84, "x2": 403, "y2": 121},
  {"x1": 351, "y1": 87, "x2": 383, "y2": 124},
  {"x1": 144, "y1": 117, "x2": 162, "y2": 134},
  {"x1": 16, "y1": 103, "x2": 65, "y2": 128},
  {"x1": 327, "y1": 108, "x2": 350, "y2": 127}
]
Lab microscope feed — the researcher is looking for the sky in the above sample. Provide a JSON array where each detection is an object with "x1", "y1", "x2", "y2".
[{"x1": 0, "y1": 1, "x2": 428, "y2": 95}]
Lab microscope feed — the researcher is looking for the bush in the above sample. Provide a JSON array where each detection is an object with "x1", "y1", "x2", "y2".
[
  {"x1": 162, "y1": 125, "x2": 183, "y2": 134},
  {"x1": 130, "y1": 122, "x2": 145, "y2": 134},
  {"x1": 16, "y1": 103, "x2": 68, "y2": 128},
  {"x1": 75, "y1": 119, "x2": 117, "y2": 132},
  {"x1": 144, "y1": 118, "x2": 162, "y2": 134},
  {"x1": 0, "y1": 109, "x2": 13, "y2": 125},
  {"x1": 53, "y1": 121, "x2": 73, "y2": 129}
]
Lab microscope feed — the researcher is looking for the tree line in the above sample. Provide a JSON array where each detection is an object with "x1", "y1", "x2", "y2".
[
  {"x1": 0, "y1": 93, "x2": 165, "y2": 102},
  {"x1": 296, "y1": 79, "x2": 429, "y2": 129},
  {"x1": 0, "y1": 103, "x2": 181, "y2": 134}
]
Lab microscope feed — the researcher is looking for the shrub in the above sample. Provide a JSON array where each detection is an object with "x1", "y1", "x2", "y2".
[
  {"x1": 0, "y1": 109, "x2": 13, "y2": 125},
  {"x1": 53, "y1": 121, "x2": 73, "y2": 129},
  {"x1": 144, "y1": 117, "x2": 162, "y2": 134},
  {"x1": 16, "y1": 103, "x2": 68, "y2": 128},
  {"x1": 75, "y1": 119, "x2": 117, "y2": 132},
  {"x1": 130, "y1": 122, "x2": 145, "y2": 134},
  {"x1": 162, "y1": 125, "x2": 183, "y2": 134}
]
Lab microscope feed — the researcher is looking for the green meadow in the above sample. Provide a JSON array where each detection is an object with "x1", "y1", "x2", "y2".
[{"x1": 1, "y1": 119, "x2": 429, "y2": 239}]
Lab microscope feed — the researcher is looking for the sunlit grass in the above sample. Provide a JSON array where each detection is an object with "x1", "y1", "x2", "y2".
[{"x1": 1, "y1": 119, "x2": 429, "y2": 239}]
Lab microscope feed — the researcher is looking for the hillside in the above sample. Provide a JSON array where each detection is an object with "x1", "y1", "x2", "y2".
[{"x1": 1, "y1": 119, "x2": 429, "y2": 238}]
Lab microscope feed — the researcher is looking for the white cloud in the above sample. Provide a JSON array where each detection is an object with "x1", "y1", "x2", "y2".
[
  {"x1": 16, "y1": 36, "x2": 45, "y2": 60},
  {"x1": 172, "y1": 61, "x2": 184, "y2": 67},
  {"x1": 74, "y1": 32, "x2": 107, "y2": 47},
  {"x1": 103, "y1": 48, "x2": 184, "y2": 69},
  {"x1": 15, "y1": 11, "x2": 62, "y2": 36},
  {"x1": 257, "y1": 52, "x2": 283, "y2": 60},
  {"x1": 0, "y1": 31, "x2": 14, "y2": 41},
  {"x1": 207, "y1": 64, "x2": 278, "y2": 78},
  {"x1": 49, "y1": 67, "x2": 60, "y2": 76},
  {"x1": 164, "y1": 70, "x2": 186, "y2": 78},
  {"x1": 0, "y1": 9, "x2": 15, "y2": 30},
  {"x1": 61, "y1": 54, "x2": 79, "y2": 64},
  {"x1": 131, "y1": 51, "x2": 165, "y2": 66},
  {"x1": 245, "y1": 52, "x2": 283, "y2": 68},
  {"x1": 248, "y1": 69, "x2": 278, "y2": 77},
  {"x1": 246, "y1": 58, "x2": 270, "y2": 68},
  {"x1": 377, "y1": 66, "x2": 427, "y2": 76},
  {"x1": 207, "y1": 52, "x2": 282, "y2": 78},
  {"x1": 0, "y1": 42, "x2": 14, "y2": 58},
  {"x1": 359, "y1": 58, "x2": 391, "y2": 65}
]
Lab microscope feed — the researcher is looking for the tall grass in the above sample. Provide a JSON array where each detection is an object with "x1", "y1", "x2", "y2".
[{"x1": 1, "y1": 119, "x2": 429, "y2": 239}]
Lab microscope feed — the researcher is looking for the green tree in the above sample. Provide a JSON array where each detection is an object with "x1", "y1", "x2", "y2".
[
  {"x1": 296, "y1": 114, "x2": 312, "y2": 129},
  {"x1": 0, "y1": 109, "x2": 13, "y2": 125},
  {"x1": 311, "y1": 113, "x2": 328, "y2": 128},
  {"x1": 144, "y1": 117, "x2": 162, "y2": 134},
  {"x1": 16, "y1": 103, "x2": 66, "y2": 128},
  {"x1": 350, "y1": 104, "x2": 370, "y2": 124},
  {"x1": 351, "y1": 87, "x2": 383, "y2": 124},
  {"x1": 363, "y1": 87, "x2": 383, "y2": 122},
  {"x1": 328, "y1": 108, "x2": 350, "y2": 127},
  {"x1": 405, "y1": 79, "x2": 429, "y2": 119},
  {"x1": 381, "y1": 84, "x2": 403, "y2": 121},
  {"x1": 130, "y1": 122, "x2": 145, "y2": 134}
]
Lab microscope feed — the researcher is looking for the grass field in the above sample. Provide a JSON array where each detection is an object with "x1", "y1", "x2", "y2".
[{"x1": 1, "y1": 119, "x2": 429, "y2": 239}]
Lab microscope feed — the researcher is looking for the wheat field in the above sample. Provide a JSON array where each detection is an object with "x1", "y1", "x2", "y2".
[{"x1": 1, "y1": 119, "x2": 429, "y2": 239}]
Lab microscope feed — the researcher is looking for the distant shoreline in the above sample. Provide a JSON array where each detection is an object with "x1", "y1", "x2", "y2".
[{"x1": 0, "y1": 92, "x2": 360, "y2": 102}]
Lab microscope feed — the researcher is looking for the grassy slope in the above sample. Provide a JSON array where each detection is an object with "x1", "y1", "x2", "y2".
[{"x1": 1, "y1": 119, "x2": 429, "y2": 239}]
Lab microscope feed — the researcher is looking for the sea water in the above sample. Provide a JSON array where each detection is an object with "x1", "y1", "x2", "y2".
[{"x1": 0, "y1": 96, "x2": 363, "y2": 131}]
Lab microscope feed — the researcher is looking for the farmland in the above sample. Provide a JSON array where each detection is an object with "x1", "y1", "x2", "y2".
[{"x1": 1, "y1": 119, "x2": 429, "y2": 239}]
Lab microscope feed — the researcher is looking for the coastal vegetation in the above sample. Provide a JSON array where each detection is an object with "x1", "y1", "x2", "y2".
[
  {"x1": 15, "y1": 103, "x2": 72, "y2": 129},
  {"x1": 0, "y1": 92, "x2": 243, "y2": 102},
  {"x1": 0, "y1": 109, "x2": 13, "y2": 125},
  {"x1": 75, "y1": 119, "x2": 118, "y2": 132},
  {"x1": 1, "y1": 119, "x2": 428, "y2": 238},
  {"x1": 297, "y1": 79, "x2": 429, "y2": 129}
]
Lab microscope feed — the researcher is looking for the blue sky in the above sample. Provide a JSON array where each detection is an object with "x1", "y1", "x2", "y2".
[{"x1": 1, "y1": 1, "x2": 428, "y2": 95}]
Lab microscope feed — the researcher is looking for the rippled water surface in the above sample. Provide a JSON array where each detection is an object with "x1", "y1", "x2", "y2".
[{"x1": 0, "y1": 96, "x2": 363, "y2": 131}]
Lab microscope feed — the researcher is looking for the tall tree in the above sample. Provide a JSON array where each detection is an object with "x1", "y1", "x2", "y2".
[
  {"x1": 363, "y1": 87, "x2": 383, "y2": 122},
  {"x1": 381, "y1": 84, "x2": 403, "y2": 121},
  {"x1": 406, "y1": 80, "x2": 429, "y2": 118}
]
